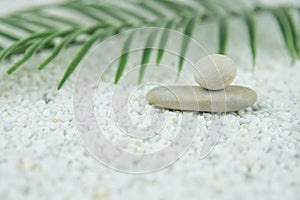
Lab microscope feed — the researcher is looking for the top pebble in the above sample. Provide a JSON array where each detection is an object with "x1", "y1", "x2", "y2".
[{"x1": 194, "y1": 54, "x2": 237, "y2": 90}]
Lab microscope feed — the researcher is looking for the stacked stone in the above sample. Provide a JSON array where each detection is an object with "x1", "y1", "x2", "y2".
[{"x1": 146, "y1": 54, "x2": 257, "y2": 112}]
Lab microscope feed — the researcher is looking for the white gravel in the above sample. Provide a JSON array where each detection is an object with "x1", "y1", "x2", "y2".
[{"x1": 0, "y1": 1, "x2": 300, "y2": 200}]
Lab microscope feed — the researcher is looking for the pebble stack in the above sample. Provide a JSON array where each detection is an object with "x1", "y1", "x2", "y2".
[{"x1": 147, "y1": 54, "x2": 257, "y2": 112}]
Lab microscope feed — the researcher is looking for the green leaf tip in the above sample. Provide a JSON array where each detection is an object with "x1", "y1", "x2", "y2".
[
  {"x1": 38, "y1": 29, "x2": 82, "y2": 70},
  {"x1": 218, "y1": 16, "x2": 229, "y2": 55},
  {"x1": 244, "y1": 11, "x2": 257, "y2": 68},
  {"x1": 138, "y1": 29, "x2": 158, "y2": 84},
  {"x1": 178, "y1": 14, "x2": 200, "y2": 73},
  {"x1": 281, "y1": 8, "x2": 299, "y2": 60},
  {"x1": 0, "y1": 30, "x2": 56, "y2": 63},
  {"x1": 114, "y1": 31, "x2": 135, "y2": 84},
  {"x1": 272, "y1": 8, "x2": 298, "y2": 64},
  {"x1": 7, "y1": 40, "x2": 42, "y2": 74},
  {"x1": 156, "y1": 20, "x2": 174, "y2": 65},
  {"x1": 57, "y1": 29, "x2": 105, "y2": 90}
]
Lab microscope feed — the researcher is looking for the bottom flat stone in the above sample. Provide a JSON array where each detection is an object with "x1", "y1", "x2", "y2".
[{"x1": 146, "y1": 85, "x2": 257, "y2": 112}]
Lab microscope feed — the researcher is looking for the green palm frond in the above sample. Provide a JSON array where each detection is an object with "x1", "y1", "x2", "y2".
[
  {"x1": 218, "y1": 16, "x2": 229, "y2": 55},
  {"x1": 272, "y1": 7, "x2": 299, "y2": 63},
  {"x1": 0, "y1": 0, "x2": 299, "y2": 88},
  {"x1": 244, "y1": 11, "x2": 257, "y2": 67},
  {"x1": 114, "y1": 31, "x2": 136, "y2": 84},
  {"x1": 139, "y1": 29, "x2": 159, "y2": 84}
]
